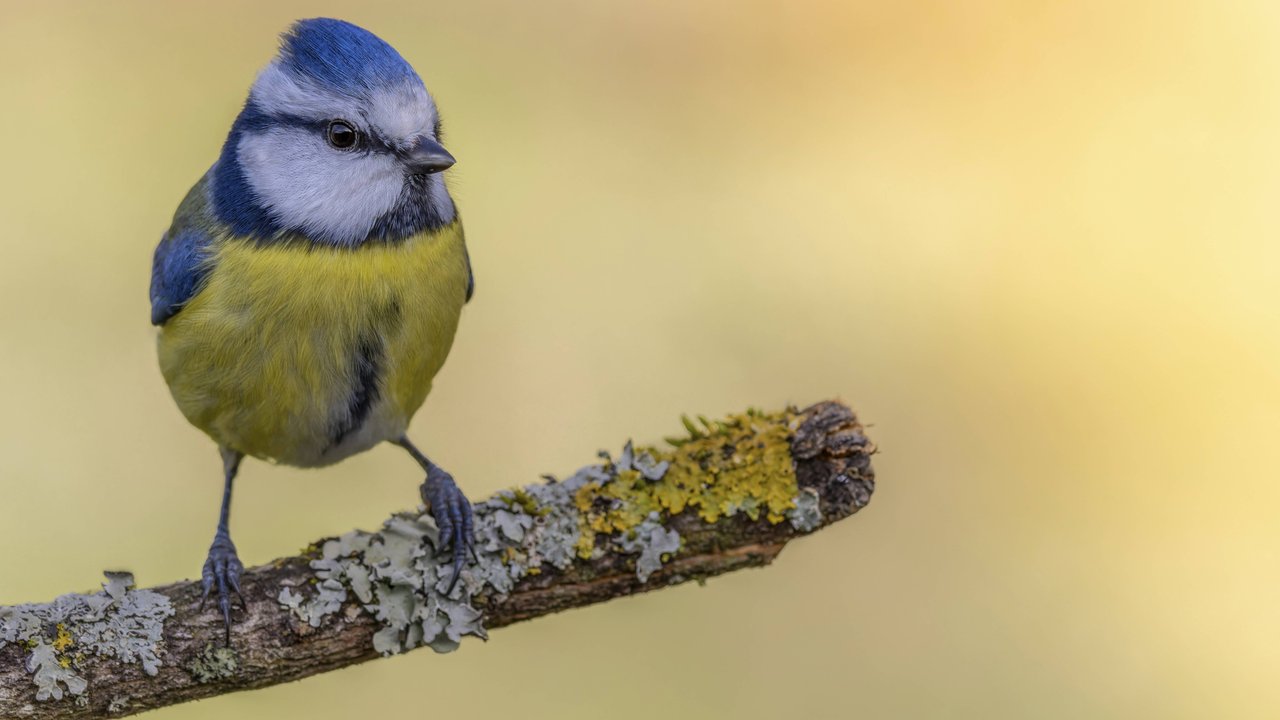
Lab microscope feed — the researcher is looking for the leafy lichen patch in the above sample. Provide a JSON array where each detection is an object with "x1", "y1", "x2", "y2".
[
  {"x1": 573, "y1": 409, "x2": 803, "y2": 555},
  {"x1": 278, "y1": 512, "x2": 491, "y2": 657},
  {"x1": 187, "y1": 643, "x2": 239, "y2": 684},
  {"x1": 0, "y1": 572, "x2": 174, "y2": 703},
  {"x1": 787, "y1": 487, "x2": 824, "y2": 532},
  {"x1": 276, "y1": 477, "x2": 593, "y2": 656},
  {"x1": 617, "y1": 513, "x2": 682, "y2": 582},
  {"x1": 277, "y1": 408, "x2": 817, "y2": 657}
]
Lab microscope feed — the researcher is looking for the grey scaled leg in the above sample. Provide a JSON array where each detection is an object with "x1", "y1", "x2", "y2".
[
  {"x1": 393, "y1": 437, "x2": 475, "y2": 594},
  {"x1": 200, "y1": 446, "x2": 246, "y2": 645}
]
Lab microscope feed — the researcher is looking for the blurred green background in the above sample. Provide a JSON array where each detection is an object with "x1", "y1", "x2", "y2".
[{"x1": 2, "y1": 0, "x2": 1277, "y2": 717}]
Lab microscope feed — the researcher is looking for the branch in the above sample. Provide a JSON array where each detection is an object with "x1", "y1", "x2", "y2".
[{"x1": 0, "y1": 401, "x2": 875, "y2": 718}]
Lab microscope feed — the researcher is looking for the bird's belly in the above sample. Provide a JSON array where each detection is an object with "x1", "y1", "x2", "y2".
[{"x1": 157, "y1": 224, "x2": 468, "y2": 467}]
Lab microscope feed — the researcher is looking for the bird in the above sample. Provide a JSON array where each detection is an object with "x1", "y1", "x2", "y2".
[{"x1": 149, "y1": 18, "x2": 476, "y2": 643}]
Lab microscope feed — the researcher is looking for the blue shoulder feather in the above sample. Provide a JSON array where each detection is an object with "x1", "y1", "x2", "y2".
[{"x1": 150, "y1": 226, "x2": 213, "y2": 325}]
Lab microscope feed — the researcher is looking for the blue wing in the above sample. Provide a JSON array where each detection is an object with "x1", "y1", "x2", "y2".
[{"x1": 150, "y1": 226, "x2": 213, "y2": 325}]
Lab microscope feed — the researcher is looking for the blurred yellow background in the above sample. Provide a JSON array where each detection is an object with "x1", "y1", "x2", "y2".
[{"x1": 1, "y1": 0, "x2": 1277, "y2": 717}]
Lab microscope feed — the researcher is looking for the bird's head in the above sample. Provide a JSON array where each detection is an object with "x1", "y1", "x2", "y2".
[{"x1": 211, "y1": 18, "x2": 456, "y2": 245}]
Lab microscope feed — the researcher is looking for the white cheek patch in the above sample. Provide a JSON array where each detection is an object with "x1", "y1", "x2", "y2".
[{"x1": 237, "y1": 127, "x2": 405, "y2": 245}]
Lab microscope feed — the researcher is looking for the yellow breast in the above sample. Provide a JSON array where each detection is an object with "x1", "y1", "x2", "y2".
[{"x1": 157, "y1": 221, "x2": 469, "y2": 467}]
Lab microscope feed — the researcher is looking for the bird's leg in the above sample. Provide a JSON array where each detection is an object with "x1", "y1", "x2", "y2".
[
  {"x1": 200, "y1": 447, "x2": 246, "y2": 646},
  {"x1": 393, "y1": 437, "x2": 475, "y2": 595}
]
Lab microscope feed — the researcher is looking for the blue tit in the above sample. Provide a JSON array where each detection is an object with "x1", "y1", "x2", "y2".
[{"x1": 149, "y1": 18, "x2": 476, "y2": 643}]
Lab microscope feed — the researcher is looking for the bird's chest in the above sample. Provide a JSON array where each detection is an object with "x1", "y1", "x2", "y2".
[{"x1": 158, "y1": 224, "x2": 468, "y2": 466}]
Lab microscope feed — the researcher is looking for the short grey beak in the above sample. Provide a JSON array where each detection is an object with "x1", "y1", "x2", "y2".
[{"x1": 405, "y1": 136, "x2": 456, "y2": 174}]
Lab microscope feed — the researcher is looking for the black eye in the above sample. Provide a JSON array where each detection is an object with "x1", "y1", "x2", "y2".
[{"x1": 326, "y1": 120, "x2": 358, "y2": 150}]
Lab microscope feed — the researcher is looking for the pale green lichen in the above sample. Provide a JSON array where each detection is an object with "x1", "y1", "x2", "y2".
[
  {"x1": 616, "y1": 513, "x2": 682, "y2": 582},
  {"x1": 278, "y1": 511, "x2": 493, "y2": 656},
  {"x1": 787, "y1": 487, "x2": 824, "y2": 532},
  {"x1": 277, "y1": 408, "x2": 818, "y2": 657},
  {"x1": 276, "y1": 484, "x2": 587, "y2": 656},
  {"x1": 187, "y1": 643, "x2": 239, "y2": 683},
  {"x1": 24, "y1": 642, "x2": 87, "y2": 701},
  {"x1": 0, "y1": 572, "x2": 174, "y2": 703}
]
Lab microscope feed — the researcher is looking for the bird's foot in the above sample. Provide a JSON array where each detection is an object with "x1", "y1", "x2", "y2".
[
  {"x1": 420, "y1": 465, "x2": 475, "y2": 596},
  {"x1": 200, "y1": 527, "x2": 245, "y2": 646}
]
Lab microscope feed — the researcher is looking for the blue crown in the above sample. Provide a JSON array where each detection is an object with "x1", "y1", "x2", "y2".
[{"x1": 278, "y1": 18, "x2": 419, "y2": 92}]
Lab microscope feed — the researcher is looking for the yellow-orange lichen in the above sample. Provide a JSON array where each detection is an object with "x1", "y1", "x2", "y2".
[{"x1": 572, "y1": 409, "x2": 799, "y2": 558}]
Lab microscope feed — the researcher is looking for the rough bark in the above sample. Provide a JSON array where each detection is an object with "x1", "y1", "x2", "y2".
[{"x1": 0, "y1": 401, "x2": 875, "y2": 719}]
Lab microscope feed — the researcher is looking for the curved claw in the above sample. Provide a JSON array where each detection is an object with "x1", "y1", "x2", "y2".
[
  {"x1": 420, "y1": 466, "x2": 476, "y2": 596},
  {"x1": 199, "y1": 529, "x2": 244, "y2": 646},
  {"x1": 228, "y1": 573, "x2": 248, "y2": 611}
]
